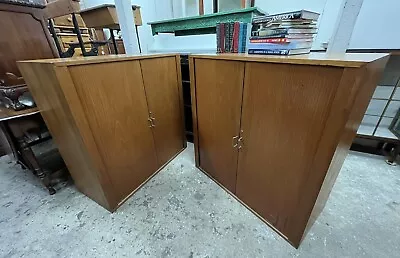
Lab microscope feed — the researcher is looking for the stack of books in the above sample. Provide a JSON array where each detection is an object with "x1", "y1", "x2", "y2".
[
  {"x1": 216, "y1": 22, "x2": 251, "y2": 53},
  {"x1": 248, "y1": 10, "x2": 320, "y2": 55}
]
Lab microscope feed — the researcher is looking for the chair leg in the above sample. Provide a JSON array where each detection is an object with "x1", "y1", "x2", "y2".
[
  {"x1": 18, "y1": 139, "x2": 56, "y2": 195},
  {"x1": 385, "y1": 144, "x2": 400, "y2": 166}
]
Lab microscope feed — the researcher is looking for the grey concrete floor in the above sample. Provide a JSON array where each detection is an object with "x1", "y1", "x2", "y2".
[{"x1": 0, "y1": 143, "x2": 399, "y2": 257}]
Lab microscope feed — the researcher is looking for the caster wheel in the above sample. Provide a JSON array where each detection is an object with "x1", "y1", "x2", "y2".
[{"x1": 48, "y1": 187, "x2": 56, "y2": 195}]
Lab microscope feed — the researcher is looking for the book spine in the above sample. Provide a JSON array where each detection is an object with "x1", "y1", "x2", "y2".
[
  {"x1": 255, "y1": 28, "x2": 289, "y2": 37},
  {"x1": 250, "y1": 38, "x2": 289, "y2": 43},
  {"x1": 250, "y1": 34, "x2": 288, "y2": 40},
  {"x1": 224, "y1": 23, "x2": 229, "y2": 53},
  {"x1": 253, "y1": 11, "x2": 302, "y2": 24},
  {"x1": 221, "y1": 23, "x2": 225, "y2": 53},
  {"x1": 229, "y1": 22, "x2": 234, "y2": 52},
  {"x1": 216, "y1": 23, "x2": 220, "y2": 53},
  {"x1": 233, "y1": 22, "x2": 239, "y2": 53},
  {"x1": 238, "y1": 23, "x2": 243, "y2": 53},
  {"x1": 248, "y1": 49, "x2": 290, "y2": 55},
  {"x1": 242, "y1": 23, "x2": 248, "y2": 53}
]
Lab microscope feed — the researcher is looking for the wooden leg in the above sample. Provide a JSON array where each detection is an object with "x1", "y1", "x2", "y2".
[
  {"x1": 17, "y1": 138, "x2": 56, "y2": 194},
  {"x1": 386, "y1": 144, "x2": 400, "y2": 166}
]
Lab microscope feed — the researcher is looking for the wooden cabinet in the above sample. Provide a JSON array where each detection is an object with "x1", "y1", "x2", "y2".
[
  {"x1": 18, "y1": 54, "x2": 185, "y2": 211},
  {"x1": 190, "y1": 53, "x2": 389, "y2": 247}
]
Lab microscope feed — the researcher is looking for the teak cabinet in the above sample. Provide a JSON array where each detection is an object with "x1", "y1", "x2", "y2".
[
  {"x1": 18, "y1": 54, "x2": 186, "y2": 211},
  {"x1": 190, "y1": 53, "x2": 389, "y2": 247}
]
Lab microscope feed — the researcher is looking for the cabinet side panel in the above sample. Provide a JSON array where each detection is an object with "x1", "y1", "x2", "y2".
[
  {"x1": 194, "y1": 59, "x2": 244, "y2": 193},
  {"x1": 140, "y1": 56, "x2": 185, "y2": 166},
  {"x1": 303, "y1": 56, "x2": 390, "y2": 242},
  {"x1": 17, "y1": 63, "x2": 109, "y2": 210},
  {"x1": 68, "y1": 61, "x2": 158, "y2": 203}
]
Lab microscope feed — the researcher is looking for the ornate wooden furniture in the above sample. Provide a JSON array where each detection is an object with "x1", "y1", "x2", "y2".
[
  {"x1": 0, "y1": 0, "x2": 72, "y2": 194},
  {"x1": 0, "y1": 107, "x2": 67, "y2": 194},
  {"x1": 79, "y1": 4, "x2": 142, "y2": 54},
  {"x1": 18, "y1": 54, "x2": 186, "y2": 211},
  {"x1": 0, "y1": 0, "x2": 58, "y2": 109},
  {"x1": 189, "y1": 53, "x2": 389, "y2": 247}
]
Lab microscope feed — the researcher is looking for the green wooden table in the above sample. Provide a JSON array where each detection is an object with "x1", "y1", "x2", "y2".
[{"x1": 148, "y1": 7, "x2": 266, "y2": 36}]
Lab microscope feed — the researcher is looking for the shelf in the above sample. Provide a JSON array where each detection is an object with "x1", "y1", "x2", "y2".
[
  {"x1": 182, "y1": 80, "x2": 190, "y2": 84},
  {"x1": 148, "y1": 7, "x2": 265, "y2": 36}
]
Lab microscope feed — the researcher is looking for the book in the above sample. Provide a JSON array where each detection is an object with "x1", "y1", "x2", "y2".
[
  {"x1": 253, "y1": 28, "x2": 317, "y2": 37},
  {"x1": 248, "y1": 48, "x2": 311, "y2": 55},
  {"x1": 233, "y1": 22, "x2": 240, "y2": 53},
  {"x1": 229, "y1": 22, "x2": 234, "y2": 52},
  {"x1": 253, "y1": 10, "x2": 320, "y2": 24},
  {"x1": 238, "y1": 23, "x2": 244, "y2": 53},
  {"x1": 249, "y1": 38, "x2": 312, "y2": 43},
  {"x1": 216, "y1": 23, "x2": 221, "y2": 53},
  {"x1": 221, "y1": 23, "x2": 225, "y2": 53},
  {"x1": 224, "y1": 22, "x2": 229, "y2": 53},
  {"x1": 241, "y1": 23, "x2": 250, "y2": 53},
  {"x1": 250, "y1": 34, "x2": 315, "y2": 40},
  {"x1": 248, "y1": 41, "x2": 313, "y2": 50}
]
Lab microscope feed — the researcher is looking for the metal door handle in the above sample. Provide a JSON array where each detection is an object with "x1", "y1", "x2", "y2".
[
  {"x1": 148, "y1": 118, "x2": 153, "y2": 128},
  {"x1": 238, "y1": 136, "x2": 243, "y2": 149},
  {"x1": 149, "y1": 112, "x2": 156, "y2": 126},
  {"x1": 232, "y1": 136, "x2": 239, "y2": 148}
]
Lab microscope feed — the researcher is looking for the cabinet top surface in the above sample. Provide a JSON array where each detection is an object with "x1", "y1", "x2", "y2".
[
  {"x1": 190, "y1": 53, "x2": 389, "y2": 68},
  {"x1": 18, "y1": 54, "x2": 178, "y2": 67}
]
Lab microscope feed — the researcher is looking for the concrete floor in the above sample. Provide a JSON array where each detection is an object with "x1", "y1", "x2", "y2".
[{"x1": 0, "y1": 143, "x2": 399, "y2": 257}]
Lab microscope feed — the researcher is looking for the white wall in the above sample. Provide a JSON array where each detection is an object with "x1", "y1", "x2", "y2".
[
  {"x1": 80, "y1": 0, "x2": 159, "y2": 53},
  {"x1": 81, "y1": 0, "x2": 400, "y2": 54}
]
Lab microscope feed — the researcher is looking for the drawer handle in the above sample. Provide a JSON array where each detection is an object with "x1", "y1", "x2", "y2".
[
  {"x1": 148, "y1": 118, "x2": 154, "y2": 128},
  {"x1": 149, "y1": 112, "x2": 156, "y2": 126},
  {"x1": 232, "y1": 136, "x2": 239, "y2": 148},
  {"x1": 238, "y1": 136, "x2": 243, "y2": 149}
]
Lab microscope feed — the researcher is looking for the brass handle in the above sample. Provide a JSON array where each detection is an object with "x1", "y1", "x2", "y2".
[
  {"x1": 148, "y1": 118, "x2": 153, "y2": 128},
  {"x1": 238, "y1": 136, "x2": 243, "y2": 149},
  {"x1": 149, "y1": 112, "x2": 156, "y2": 125},
  {"x1": 232, "y1": 136, "x2": 239, "y2": 148}
]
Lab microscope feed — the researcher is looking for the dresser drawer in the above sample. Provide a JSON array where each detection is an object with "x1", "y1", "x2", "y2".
[{"x1": 53, "y1": 14, "x2": 86, "y2": 27}]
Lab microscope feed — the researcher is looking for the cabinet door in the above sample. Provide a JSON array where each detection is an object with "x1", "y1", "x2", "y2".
[
  {"x1": 236, "y1": 62, "x2": 342, "y2": 236},
  {"x1": 140, "y1": 57, "x2": 185, "y2": 166},
  {"x1": 68, "y1": 61, "x2": 158, "y2": 201},
  {"x1": 194, "y1": 59, "x2": 244, "y2": 193}
]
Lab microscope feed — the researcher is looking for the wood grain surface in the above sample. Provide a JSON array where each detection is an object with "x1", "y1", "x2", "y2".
[
  {"x1": 17, "y1": 62, "x2": 110, "y2": 209},
  {"x1": 236, "y1": 62, "x2": 343, "y2": 246},
  {"x1": 195, "y1": 59, "x2": 244, "y2": 193},
  {"x1": 68, "y1": 61, "x2": 158, "y2": 201},
  {"x1": 190, "y1": 53, "x2": 389, "y2": 247},
  {"x1": 140, "y1": 56, "x2": 185, "y2": 166},
  {"x1": 0, "y1": 4, "x2": 57, "y2": 80},
  {"x1": 190, "y1": 52, "x2": 389, "y2": 68}
]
